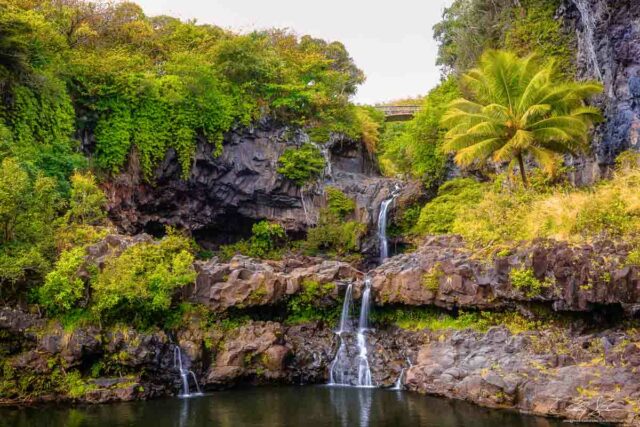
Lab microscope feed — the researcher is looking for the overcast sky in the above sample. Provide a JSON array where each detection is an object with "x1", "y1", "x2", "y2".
[{"x1": 134, "y1": 0, "x2": 453, "y2": 104}]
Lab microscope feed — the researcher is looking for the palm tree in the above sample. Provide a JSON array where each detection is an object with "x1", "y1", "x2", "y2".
[{"x1": 441, "y1": 50, "x2": 603, "y2": 187}]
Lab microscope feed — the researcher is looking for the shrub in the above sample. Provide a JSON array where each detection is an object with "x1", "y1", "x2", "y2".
[
  {"x1": 286, "y1": 280, "x2": 337, "y2": 324},
  {"x1": 326, "y1": 187, "x2": 355, "y2": 219},
  {"x1": 305, "y1": 210, "x2": 366, "y2": 257},
  {"x1": 38, "y1": 246, "x2": 89, "y2": 316},
  {"x1": 219, "y1": 220, "x2": 286, "y2": 260},
  {"x1": 277, "y1": 143, "x2": 326, "y2": 186},
  {"x1": 91, "y1": 231, "x2": 196, "y2": 327},
  {"x1": 65, "y1": 172, "x2": 107, "y2": 226},
  {"x1": 422, "y1": 263, "x2": 444, "y2": 291},
  {"x1": 414, "y1": 178, "x2": 485, "y2": 235},
  {"x1": 509, "y1": 267, "x2": 553, "y2": 297}
]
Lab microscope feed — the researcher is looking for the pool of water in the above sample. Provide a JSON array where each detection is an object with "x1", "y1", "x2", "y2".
[{"x1": 0, "y1": 386, "x2": 576, "y2": 427}]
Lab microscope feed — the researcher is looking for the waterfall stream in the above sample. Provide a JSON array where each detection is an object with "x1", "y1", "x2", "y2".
[
  {"x1": 329, "y1": 189, "x2": 401, "y2": 387},
  {"x1": 173, "y1": 346, "x2": 202, "y2": 397},
  {"x1": 378, "y1": 185, "x2": 401, "y2": 262},
  {"x1": 572, "y1": 0, "x2": 603, "y2": 81}
]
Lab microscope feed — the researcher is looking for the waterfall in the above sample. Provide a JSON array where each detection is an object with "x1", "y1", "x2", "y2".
[
  {"x1": 173, "y1": 346, "x2": 202, "y2": 397},
  {"x1": 356, "y1": 278, "x2": 373, "y2": 387},
  {"x1": 329, "y1": 280, "x2": 375, "y2": 387},
  {"x1": 572, "y1": 0, "x2": 603, "y2": 81},
  {"x1": 378, "y1": 185, "x2": 401, "y2": 262},
  {"x1": 391, "y1": 368, "x2": 405, "y2": 391}
]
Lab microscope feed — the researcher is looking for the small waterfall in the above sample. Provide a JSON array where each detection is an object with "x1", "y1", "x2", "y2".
[
  {"x1": 329, "y1": 279, "x2": 374, "y2": 388},
  {"x1": 378, "y1": 185, "x2": 401, "y2": 262},
  {"x1": 391, "y1": 368, "x2": 405, "y2": 391},
  {"x1": 356, "y1": 278, "x2": 373, "y2": 387},
  {"x1": 572, "y1": 0, "x2": 603, "y2": 81},
  {"x1": 173, "y1": 346, "x2": 202, "y2": 397},
  {"x1": 319, "y1": 144, "x2": 333, "y2": 181}
]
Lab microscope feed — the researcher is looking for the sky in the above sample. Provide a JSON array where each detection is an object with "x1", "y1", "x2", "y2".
[{"x1": 134, "y1": 0, "x2": 453, "y2": 105}]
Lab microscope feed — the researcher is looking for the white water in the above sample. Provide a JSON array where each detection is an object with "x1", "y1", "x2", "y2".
[
  {"x1": 329, "y1": 279, "x2": 374, "y2": 387},
  {"x1": 356, "y1": 278, "x2": 373, "y2": 387},
  {"x1": 391, "y1": 368, "x2": 405, "y2": 390},
  {"x1": 572, "y1": 0, "x2": 603, "y2": 81},
  {"x1": 173, "y1": 346, "x2": 202, "y2": 397},
  {"x1": 378, "y1": 185, "x2": 401, "y2": 262}
]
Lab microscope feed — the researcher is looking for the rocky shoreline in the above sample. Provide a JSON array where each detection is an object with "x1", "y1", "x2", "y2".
[{"x1": 2, "y1": 235, "x2": 639, "y2": 425}]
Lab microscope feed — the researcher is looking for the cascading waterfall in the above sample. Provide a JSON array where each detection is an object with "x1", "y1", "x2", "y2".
[
  {"x1": 572, "y1": 0, "x2": 603, "y2": 81},
  {"x1": 328, "y1": 187, "x2": 402, "y2": 388},
  {"x1": 378, "y1": 185, "x2": 401, "y2": 262},
  {"x1": 329, "y1": 283, "x2": 354, "y2": 385},
  {"x1": 355, "y1": 278, "x2": 373, "y2": 387},
  {"x1": 329, "y1": 280, "x2": 374, "y2": 387},
  {"x1": 173, "y1": 346, "x2": 202, "y2": 397}
]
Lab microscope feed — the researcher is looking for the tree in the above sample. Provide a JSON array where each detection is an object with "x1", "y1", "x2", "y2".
[{"x1": 441, "y1": 50, "x2": 602, "y2": 187}]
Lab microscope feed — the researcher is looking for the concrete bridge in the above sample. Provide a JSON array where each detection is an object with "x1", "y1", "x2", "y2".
[{"x1": 374, "y1": 105, "x2": 421, "y2": 121}]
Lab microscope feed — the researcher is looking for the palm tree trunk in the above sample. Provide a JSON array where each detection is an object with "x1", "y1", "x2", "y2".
[{"x1": 517, "y1": 153, "x2": 528, "y2": 188}]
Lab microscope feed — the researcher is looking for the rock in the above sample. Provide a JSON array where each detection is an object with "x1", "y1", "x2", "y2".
[
  {"x1": 186, "y1": 255, "x2": 361, "y2": 312},
  {"x1": 369, "y1": 236, "x2": 640, "y2": 315},
  {"x1": 559, "y1": 0, "x2": 640, "y2": 178},
  {"x1": 103, "y1": 120, "x2": 404, "y2": 252}
]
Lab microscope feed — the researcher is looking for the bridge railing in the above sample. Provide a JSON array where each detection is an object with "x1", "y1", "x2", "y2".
[{"x1": 374, "y1": 105, "x2": 421, "y2": 117}]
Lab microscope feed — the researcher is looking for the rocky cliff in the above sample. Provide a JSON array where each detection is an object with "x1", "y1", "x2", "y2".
[
  {"x1": 560, "y1": 0, "x2": 640, "y2": 179},
  {"x1": 103, "y1": 120, "x2": 404, "y2": 252}
]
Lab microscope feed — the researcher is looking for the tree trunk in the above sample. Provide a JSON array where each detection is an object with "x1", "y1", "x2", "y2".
[{"x1": 517, "y1": 153, "x2": 528, "y2": 188}]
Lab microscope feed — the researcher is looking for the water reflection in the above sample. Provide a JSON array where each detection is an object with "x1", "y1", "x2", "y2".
[{"x1": 0, "y1": 386, "x2": 584, "y2": 427}]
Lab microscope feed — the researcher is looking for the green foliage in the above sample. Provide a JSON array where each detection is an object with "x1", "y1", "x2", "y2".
[
  {"x1": 277, "y1": 143, "x2": 326, "y2": 186},
  {"x1": 372, "y1": 306, "x2": 542, "y2": 334},
  {"x1": 219, "y1": 220, "x2": 286, "y2": 260},
  {"x1": 286, "y1": 280, "x2": 337, "y2": 324},
  {"x1": 0, "y1": 157, "x2": 60, "y2": 293},
  {"x1": 378, "y1": 76, "x2": 460, "y2": 188},
  {"x1": 504, "y1": 0, "x2": 574, "y2": 76},
  {"x1": 326, "y1": 187, "x2": 355, "y2": 219},
  {"x1": 509, "y1": 267, "x2": 553, "y2": 297},
  {"x1": 92, "y1": 231, "x2": 196, "y2": 328},
  {"x1": 305, "y1": 210, "x2": 366, "y2": 258},
  {"x1": 65, "y1": 172, "x2": 107, "y2": 226},
  {"x1": 445, "y1": 169, "x2": 640, "y2": 248},
  {"x1": 422, "y1": 263, "x2": 444, "y2": 291},
  {"x1": 414, "y1": 178, "x2": 485, "y2": 235},
  {"x1": 38, "y1": 246, "x2": 88, "y2": 316},
  {"x1": 434, "y1": 0, "x2": 573, "y2": 76},
  {"x1": 442, "y1": 50, "x2": 602, "y2": 186}
]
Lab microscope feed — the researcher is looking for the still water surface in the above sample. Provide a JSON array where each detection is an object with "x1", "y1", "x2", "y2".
[{"x1": 0, "y1": 386, "x2": 579, "y2": 427}]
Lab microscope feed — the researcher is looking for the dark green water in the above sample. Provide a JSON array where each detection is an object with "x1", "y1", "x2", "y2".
[{"x1": 0, "y1": 386, "x2": 573, "y2": 427}]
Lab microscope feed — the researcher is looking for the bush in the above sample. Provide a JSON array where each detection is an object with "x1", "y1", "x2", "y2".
[
  {"x1": 305, "y1": 210, "x2": 366, "y2": 257},
  {"x1": 414, "y1": 178, "x2": 485, "y2": 235},
  {"x1": 326, "y1": 187, "x2": 355, "y2": 219},
  {"x1": 65, "y1": 172, "x2": 107, "y2": 226},
  {"x1": 277, "y1": 143, "x2": 326, "y2": 186},
  {"x1": 509, "y1": 267, "x2": 553, "y2": 297},
  {"x1": 38, "y1": 246, "x2": 89, "y2": 316},
  {"x1": 91, "y1": 231, "x2": 196, "y2": 328},
  {"x1": 286, "y1": 280, "x2": 337, "y2": 324},
  {"x1": 219, "y1": 220, "x2": 286, "y2": 260}
]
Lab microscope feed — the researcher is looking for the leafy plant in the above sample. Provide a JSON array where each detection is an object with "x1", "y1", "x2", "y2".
[
  {"x1": 441, "y1": 50, "x2": 602, "y2": 187},
  {"x1": 326, "y1": 187, "x2": 355, "y2": 219},
  {"x1": 277, "y1": 143, "x2": 326, "y2": 186}
]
